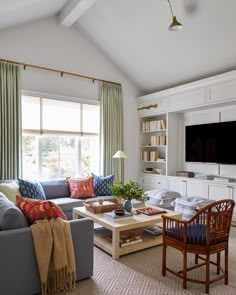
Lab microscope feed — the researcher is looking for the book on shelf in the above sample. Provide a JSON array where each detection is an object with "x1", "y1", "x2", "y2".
[
  {"x1": 143, "y1": 226, "x2": 163, "y2": 237},
  {"x1": 160, "y1": 119, "x2": 166, "y2": 129},
  {"x1": 120, "y1": 238, "x2": 143, "y2": 247},
  {"x1": 104, "y1": 211, "x2": 133, "y2": 221},
  {"x1": 94, "y1": 227, "x2": 112, "y2": 238}
]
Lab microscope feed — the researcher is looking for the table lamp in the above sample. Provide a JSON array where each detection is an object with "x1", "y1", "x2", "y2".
[{"x1": 113, "y1": 150, "x2": 127, "y2": 183}]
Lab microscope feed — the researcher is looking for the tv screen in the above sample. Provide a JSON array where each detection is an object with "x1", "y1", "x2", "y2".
[{"x1": 185, "y1": 121, "x2": 236, "y2": 164}]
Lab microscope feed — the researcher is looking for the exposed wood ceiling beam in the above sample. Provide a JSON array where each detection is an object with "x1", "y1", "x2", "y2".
[{"x1": 59, "y1": 0, "x2": 97, "y2": 28}]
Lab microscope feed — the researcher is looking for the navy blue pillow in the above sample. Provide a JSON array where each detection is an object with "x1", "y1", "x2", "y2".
[
  {"x1": 92, "y1": 173, "x2": 114, "y2": 196},
  {"x1": 18, "y1": 179, "x2": 46, "y2": 200}
]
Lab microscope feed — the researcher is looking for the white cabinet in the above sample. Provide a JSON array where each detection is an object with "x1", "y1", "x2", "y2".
[
  {"x1": 168, "y1": 177, "x2": 207, "y2": 198},
  {"x1": 168, "y1": 88, "x2": 206, "y2": 111},
  {"x1": 168, "y1": 178, "x2": 186, "y2": 196},
  {"x1": 207, "y1": 79, "x2": 236, "y2": 104},
  {"x1": 207, "y1": 183, "x2": 232, "y2": 201},
  {"x1": 139, "y1": 114, "x2": 167, "y2": 176},
  {"x1": 207, "y1": 182, "x2": 236, "y2": 221},
  {"x1": 138, "y1": 174, "x2": 168, "y2": 191}
]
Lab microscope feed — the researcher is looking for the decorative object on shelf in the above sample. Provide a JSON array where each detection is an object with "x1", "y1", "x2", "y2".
[
  {"x1": 176, "y1": 171, "x2": 194, "y2": 178},
  {"x1": 137, "y1": 104, "x2": 158, "y2": 111},
  {"x1": 114, "y1": 208, "x2": 125, "y2": 216},
  {"x1": 155, "y1": 168, "x2": 164, "y2": 175},
  {"x1": 109, "y1": 180, "x2": 149, "y2": 213},
  {"x1": 136, "y1": 207, "x2": 166, "y2": 216},
  {"x1": 104, "y1": 210, "x2": 133, "y2": 221},
  {"x1": 113, "y1": 150, "x2": 127, "y2": 183},
  {"x1": 83, "y1": 198, "x2": 122, "y2": 214},
  {"x1": 166, "y1": 0, "x2": 183, "y2": 31}
]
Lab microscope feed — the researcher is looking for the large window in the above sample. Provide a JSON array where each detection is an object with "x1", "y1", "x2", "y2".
[{"x1": 22, "y1": 95, "x2": 100, "y2": 180}]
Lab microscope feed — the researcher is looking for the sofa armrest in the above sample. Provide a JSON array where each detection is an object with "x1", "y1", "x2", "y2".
[
  {"x1": 0, "y1": 218, "x2": 94, "y2": 295},
  {"x1": 70, "y1": 218, "x2": 94, "y2": 280}
]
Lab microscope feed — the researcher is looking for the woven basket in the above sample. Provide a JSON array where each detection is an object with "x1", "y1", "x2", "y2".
[{"x1": 84, "y1": 198, "x2": 123, "y2": 214}]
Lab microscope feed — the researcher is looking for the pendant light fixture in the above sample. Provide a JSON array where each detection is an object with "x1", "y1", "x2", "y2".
[{"x1": 166, "y1": 0, "x2": 183, "y2": 31}]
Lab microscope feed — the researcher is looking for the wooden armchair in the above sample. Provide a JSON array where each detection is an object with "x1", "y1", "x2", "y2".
[{"x1": 162, "y1": 199, "x2": 235, "y2": 294}]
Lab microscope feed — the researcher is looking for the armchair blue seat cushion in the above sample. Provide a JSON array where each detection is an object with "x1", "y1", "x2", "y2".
[{"x1": 167, "y1": 223, "x2": 210, "y2": 245}]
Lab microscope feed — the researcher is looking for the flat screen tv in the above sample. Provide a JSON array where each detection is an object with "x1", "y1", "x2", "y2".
[{"x1": 185, "y1": 121, "x2": 236, "y2": 164}]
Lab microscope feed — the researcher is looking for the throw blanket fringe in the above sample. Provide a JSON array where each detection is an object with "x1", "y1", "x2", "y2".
[{"x1": 31, "y1": 218, "x2": 76, "y2": 295}]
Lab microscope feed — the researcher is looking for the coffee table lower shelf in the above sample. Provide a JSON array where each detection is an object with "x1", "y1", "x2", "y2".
[
  {"x1": 94, "y1": 233, "x2": 162, "y2": 257},
  {"x1": 73, "y1": 206, "x2": 181, "y2": 259}
]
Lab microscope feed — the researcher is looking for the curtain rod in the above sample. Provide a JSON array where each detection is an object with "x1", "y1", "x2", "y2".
[{"x1": 0, "y1": 58, "x2": 121, "y2": 86}]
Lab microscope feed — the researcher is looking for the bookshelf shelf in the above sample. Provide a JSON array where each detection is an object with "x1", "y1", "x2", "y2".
[{"x1": 139, "y1": 114, "x2": 167, "y2": 176}]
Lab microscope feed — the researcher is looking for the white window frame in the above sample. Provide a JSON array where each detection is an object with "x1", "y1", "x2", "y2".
[{"x1": 22, "y1": 90, "x2": 100, "y2": 179}]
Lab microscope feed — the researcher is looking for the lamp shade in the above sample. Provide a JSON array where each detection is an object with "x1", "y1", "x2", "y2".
[
  {"x1": 113, "y1": 150, "x2": 127, "y2": 159},
  {"x1": 169, "y1": 16, "x2": 183, "y2": 31}
]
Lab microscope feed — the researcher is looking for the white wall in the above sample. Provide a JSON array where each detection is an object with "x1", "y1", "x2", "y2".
[{"x1": 0, "y1": 17, "x2": 140, "y2": 181}]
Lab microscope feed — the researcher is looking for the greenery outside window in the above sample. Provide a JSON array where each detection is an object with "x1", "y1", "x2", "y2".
[{"x1": 22, "y1": 95, "x2": 99, "y2": 180}]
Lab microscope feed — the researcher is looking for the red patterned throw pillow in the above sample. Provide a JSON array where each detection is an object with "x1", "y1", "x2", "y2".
[
  {"x1": 66, "y1": 176, "x2": 95, "y2": 199},
  {"x1": 16, "y1": 195, "x2": 67, "y2": 224}
]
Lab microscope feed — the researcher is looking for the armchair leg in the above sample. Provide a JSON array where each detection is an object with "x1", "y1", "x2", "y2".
[
  {"x1": 183, "y1": 251, "x2": 187, "y2": 289},
  {"x1": 205, "y1": 255, "x2": 210, "y2": 294},
  {"x1": 162, "y1": 243, "x2": 167, "y2": 276},
  {"x1": 225, "y1": 247, "x2": 228, "y2": 285},
  {"x1": 217, "y1": 252, "x2": 220, "y2": 275}
]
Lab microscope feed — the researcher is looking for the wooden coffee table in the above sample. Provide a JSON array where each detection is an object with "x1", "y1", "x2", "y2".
[{"x1": 73, "y1": 206, "x2": 181, "y2": 259}]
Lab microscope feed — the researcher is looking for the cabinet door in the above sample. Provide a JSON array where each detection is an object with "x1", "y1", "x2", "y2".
[
  {"x1": 168, "y1": 178, "x2": 186, "y2": 196},
  {"x1": 138, "y1": 174, "x2": 167, "y2": 191},
  {"x1": 207, "y1": 79, "x2": 236, "y2": 103},
  {"x1": 186, "y1": 180, "x2": 208, "y2": 198},
  {"x1": 168, "y1": 88, "x2": 206, "y2": 111},
  {"x1": 207, "y1": 183, "x2": 231, "y2": 201}
]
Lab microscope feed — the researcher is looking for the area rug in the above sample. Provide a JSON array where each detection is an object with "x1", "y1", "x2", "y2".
[{"x1": 56, "y1": 227, "x2": 236, "y2": 295}]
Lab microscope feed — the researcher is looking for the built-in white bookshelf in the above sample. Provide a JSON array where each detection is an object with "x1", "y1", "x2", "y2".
[{"x1": 139, "y1": 114, "x2": 167, "y2": 176}]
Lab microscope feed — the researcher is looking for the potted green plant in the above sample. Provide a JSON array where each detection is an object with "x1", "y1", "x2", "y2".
[{"x1": 109, "y1": 180, "x2": 149, "y2": 212}]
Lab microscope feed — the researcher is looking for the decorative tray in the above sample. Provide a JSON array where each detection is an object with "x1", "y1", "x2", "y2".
[
  {"x1": 136, "y1": 207, "x2": 166, "y2": 216},
  {"x1": 83, "y1": 198, "x2": 122, "y2": 214}
]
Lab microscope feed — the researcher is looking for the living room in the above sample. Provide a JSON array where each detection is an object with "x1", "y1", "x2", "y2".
[{"x1": 0, "y1": 1, "x2": 236, "y2": 295}]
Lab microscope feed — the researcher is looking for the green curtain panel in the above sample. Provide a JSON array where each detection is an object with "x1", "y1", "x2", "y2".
[
  {"x1": 100, "y1": 82, "x2": 124, "y2": 182},
  {"x1": 0, "y1": 62, "x2": 22, "y2": 180}
]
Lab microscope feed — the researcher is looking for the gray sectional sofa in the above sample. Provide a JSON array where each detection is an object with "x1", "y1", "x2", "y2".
[
  {"x1": 0, "y1": 178, "x2": 111, "y2": 295},
  {"x1": 39, "y1": 178, "x2": 112, "y2": 219}
]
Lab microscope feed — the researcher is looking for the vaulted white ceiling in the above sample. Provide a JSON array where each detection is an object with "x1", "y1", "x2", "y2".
[{"x1": 1, "y1": 0, "x2": 236, "y2": 95}]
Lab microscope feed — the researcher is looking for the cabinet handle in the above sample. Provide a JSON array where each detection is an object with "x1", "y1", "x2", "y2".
[
  {"x1": 182, "y1": 180, "x2": 187, "y2": 183},
  {"x1": 137, "y1": 104, "x2": 158, "y2": 111}
]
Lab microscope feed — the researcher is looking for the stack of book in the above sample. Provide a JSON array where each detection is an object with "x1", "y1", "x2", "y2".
[
  {"x1": 143, "y1": 226, "x2": 163, "y2": 238},
  {"x1": 104, "y1": 211, "x2": 133, "y2": 222},
  {"x1": 120, "y1": 232, "x2": 143, "y2": 247}
]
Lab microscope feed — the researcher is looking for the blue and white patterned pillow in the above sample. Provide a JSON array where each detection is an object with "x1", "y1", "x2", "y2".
[
  {"x1": 18, "y1": 179, "x2": 46, "y2": 200},
  {"x1": 92, "y1": 173, "x2": 114, "y2": 196}
]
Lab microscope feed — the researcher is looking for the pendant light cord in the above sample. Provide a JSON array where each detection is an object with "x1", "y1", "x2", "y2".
[{"x1": 167, "y1": 0, "x2": 174, "y2": 18}]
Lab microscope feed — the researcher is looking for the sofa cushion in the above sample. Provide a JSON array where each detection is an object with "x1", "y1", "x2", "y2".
[
  {"x1": 18, "y1": 179, "x2": 46, "y2": 200},
  {"x1": 0, "y1": 192, "x2": 28, "y2": 230},
  {"x1": 0, "y1": 181, "x2": 21, "y2": 203},
  {"x1": 92, "y1": 173, "x2": 114, "y2": 196},
  {"x1": 67, "y1": 176, "x2": 96, "y2": 198},
  {"x1": 52, "y1": 195, "x2": 113, "y2": 213},
  {"x1": 40, "y1": 179, "x2": 70, "y2": 199},
  {"x1": 16, "y1": 196, "x2": 67, "y2": 224}
]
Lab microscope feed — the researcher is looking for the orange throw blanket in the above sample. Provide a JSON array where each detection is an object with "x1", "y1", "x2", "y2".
[{"x1": 31, "y1": 218, "x2": 76, "y2": 295}]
